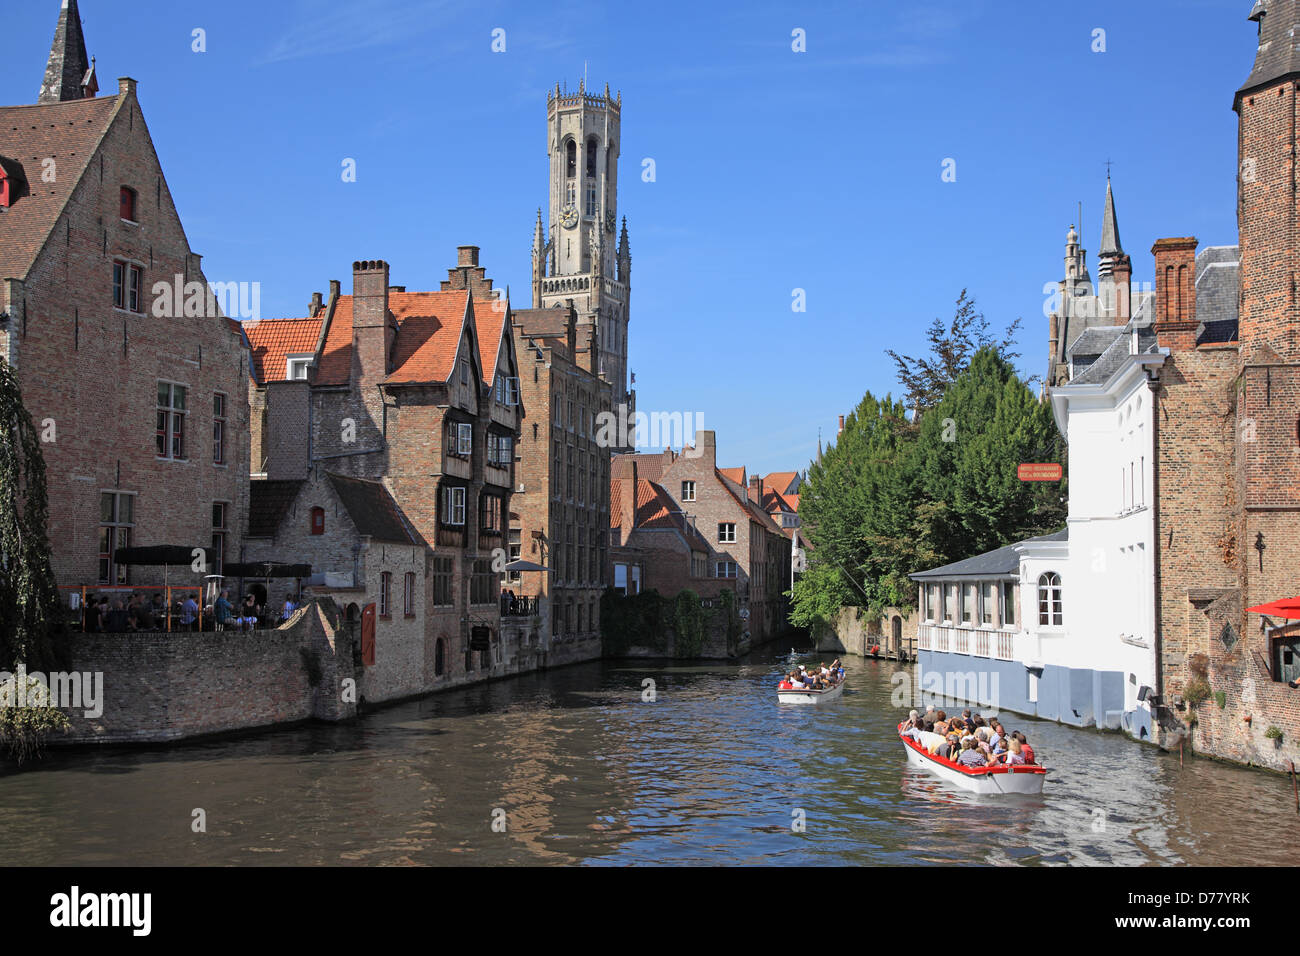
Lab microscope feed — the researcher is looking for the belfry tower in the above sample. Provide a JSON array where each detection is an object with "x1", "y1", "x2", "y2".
[{"x1": 531, "y1": 80, "x2": 634, "y2": 434}]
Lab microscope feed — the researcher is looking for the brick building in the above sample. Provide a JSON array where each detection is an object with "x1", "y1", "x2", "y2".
[
  {"x1": 0, "y1": 2, "x2": 251, "y2": 593},
  {"x1": 608, "y1": 463, "x2": 726, "y2": 602},
  {"x1": 508, "y1": 300, "x2": 610, "y2": 664},
  {"x1": 243, "y1": 249, "x2": 525, "y2": 700},
  {"x1": 1143, "y1": 0, "x2": 1300, "y2": 769},
  {"x1": 611, "y1": 431, "x2": 792, "y2": 645}
]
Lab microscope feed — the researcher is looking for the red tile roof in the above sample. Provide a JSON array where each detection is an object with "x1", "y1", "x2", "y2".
[
  {"x1": 0, "y1": 96, "x2": 121, "y2": 282},
  {"x1": 719, "y1": 466, "x2": 745, "y2": 485},
  {"x1": 716, "y1": 469, "x2": 784, "y2": 535},
  {"x1": 386, "y1": 291, "x2": 471, "y2": 385},
  {"x1": 611, "y1": 452, "x2": 673, "y2": 483},
  {"x1": 476, "y1": 298, "x2": 508, "y2": 384},
  {"x1": 611, "y1": 477, "x2": 709, "y2": 549},
  {"x1": 244, "y1": 317, "x2": 323, "y2": 384},
  {"x1": 762, "y1": 471, "x2": 799, "y2": 495},
  {"x1": 271, "y1": 290, "x2": 471, "y2": 388}
]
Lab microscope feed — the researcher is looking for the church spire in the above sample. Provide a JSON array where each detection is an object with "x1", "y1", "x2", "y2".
[
  {"x1": 38, "y1": 0, "x2": 94, "y2": 105},
  {"x1": 1097, "y1": 176, "x2": 1125, "y2": 278}
]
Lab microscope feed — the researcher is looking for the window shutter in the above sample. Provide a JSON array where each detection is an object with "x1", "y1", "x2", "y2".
[{"x1": 361, "y1": 603, "x2": 376, "y2": 667}]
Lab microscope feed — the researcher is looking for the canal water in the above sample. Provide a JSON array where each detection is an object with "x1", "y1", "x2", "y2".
[{"x1": 2, "y1": 650, "x2": 1298, "y2": 866}]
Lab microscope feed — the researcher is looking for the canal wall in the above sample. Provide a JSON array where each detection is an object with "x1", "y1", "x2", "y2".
[
  {"x1": 54, "y1": 599, "x2": 357, "y2": 745},
  {"x1": 817, "y1": 606, "x2": 920, "y2": 660}
]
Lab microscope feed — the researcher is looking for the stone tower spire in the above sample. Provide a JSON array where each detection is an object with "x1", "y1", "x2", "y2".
[
  {"x1": 38, "y1": 0, "x2": 95, "y2": 105},
  {"x1": 1097, "y1": 175, "x2": 1125, "y2": 277},
  {"x1": 617, "y1": 216, "x2": 631, "y2": 284}
]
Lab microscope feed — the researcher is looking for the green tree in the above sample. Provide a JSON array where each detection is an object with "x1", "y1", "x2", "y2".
[
  {"x1": 885, "y1": 289, "x2": 1024, "y2": 415},
  {"x1": 913, "y1": 347, "x2": 1066, "y2": 566},
  {"x1": 0, "y1": 358, "x2": 63, "y2": 673}
]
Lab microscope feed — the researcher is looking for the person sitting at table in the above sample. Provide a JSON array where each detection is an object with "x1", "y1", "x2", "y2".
[
  {"x1": 214, "y1": 589, "x2": 235, "y2": 628},
  {"x1": 281, "y1": 595, "x2": 297, "y2": 622},
  {"x1": 180, "y1": 594, "x2": 199, "y2": 630},
  {"x1": 134, "y1": 595, "x2": 156, "y2": 631},
  {"x1": 105, "y1": 600, "x2": 130, "y2": 634},
  {"x1": 84, "y1": 598, "x2": 103, "y2": 633}
]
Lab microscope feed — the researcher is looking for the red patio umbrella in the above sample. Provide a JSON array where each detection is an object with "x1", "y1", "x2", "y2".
[{"x1": 1246, "y1": 598, "x2": 1300, "y2": 620}]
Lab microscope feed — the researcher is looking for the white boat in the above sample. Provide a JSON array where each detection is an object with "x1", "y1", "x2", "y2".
[
  {"x1": 777, "y1": 680, "x2": 844, "y2": 705},
  {"x1": 898, "y1": 723, "x2": 1047, "y2": 795}
]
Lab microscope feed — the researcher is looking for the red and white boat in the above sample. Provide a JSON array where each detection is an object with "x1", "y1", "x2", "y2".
[
  {"x1": 898, "y1": 723, "x2": 1047, "y2": 795},
  {"x1": 777, "y1": 680, "x2": 844, "y2": 705}
]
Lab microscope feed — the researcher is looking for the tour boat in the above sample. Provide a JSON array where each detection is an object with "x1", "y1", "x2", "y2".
[
  {"x1": 777, "y1": 680, "x2": 844, "y2": 705},
  {"x1": 898, "y1": 722, "x2": 1047, "y2": 795}
]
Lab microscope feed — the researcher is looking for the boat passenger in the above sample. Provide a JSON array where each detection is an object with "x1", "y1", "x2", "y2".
[
  {"x1": 778, "y1": 674, "x2": 794, "y2": 691},
  {"x1": 1003, "y1": 738, "x2": 1026, "y2": 765},
  {"x1": 1013, "y1": 732, "x2": 1035, "y2": 764},
  {"x1": 957, "y1": 737, "x2": 988, "y2": 769}
]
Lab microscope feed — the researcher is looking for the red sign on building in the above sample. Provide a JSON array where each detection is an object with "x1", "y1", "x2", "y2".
[{"x1": 1018, "y1": 463, "x2": 1063, "y2": 482}]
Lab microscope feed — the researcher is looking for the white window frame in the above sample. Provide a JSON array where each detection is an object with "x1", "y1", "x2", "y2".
[
  {"x1": 156, "y1": 381, "x2": 188, "y2": 461},
  {"x1": 286, "y1": 354, "x2": 313, "y2": 380},
  {"x1": 716, "y1": 561, "x2": 738, "y2": 579},
  {"x1": 1037, "y1": 572, "x2": 1063, "y2": 627},
  {"x1": 718, "y1": 522, "x2": 736, "y2": 543},
  {"x1": 442, "y1": 486, "x2": 466, "y2": 525},
  {"x1": 455, "y1": 422, "x2": 473, "y2": 457},
  {"x1": 682, "y1": 481, "x2": 696, "y2": 502}
]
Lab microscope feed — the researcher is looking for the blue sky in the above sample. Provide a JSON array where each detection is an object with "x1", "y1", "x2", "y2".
[{"x1": 7, "y1": 0, "x2": 1250, "y2": 476}]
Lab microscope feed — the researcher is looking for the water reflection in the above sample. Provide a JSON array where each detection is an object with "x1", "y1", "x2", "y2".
[{"x1": 0, "y1": 651, "x2": 1297, "y2": 865}]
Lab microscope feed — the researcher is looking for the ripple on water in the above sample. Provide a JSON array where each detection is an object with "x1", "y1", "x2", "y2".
[{"x1": 1, "y1": 653, "x2": 1300, "y2": 865}]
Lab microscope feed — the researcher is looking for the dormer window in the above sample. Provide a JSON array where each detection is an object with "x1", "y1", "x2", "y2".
[
  {"x1": 0, "y1": 157, "x2": 23, "y2": 210},
  {"x1": 286, "y1": 354, "x2": 313, "y2": 380},
  {"x1": 120, "y1": 186, "x2": 137, "y2": 223}
]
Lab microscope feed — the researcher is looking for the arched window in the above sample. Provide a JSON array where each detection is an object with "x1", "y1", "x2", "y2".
[
  {"x1": 1038, "y1": 572, "x2": 1063, "y2": 626},
  {"x1": 565, "y1": 140, "x2": 576, "y2": 179},
  {"x1": 310, "y1": 507, "x2": 325, "y2": 535},
  {"x1": 586, "y1": 137, "x2": 598, "y2": 178}
]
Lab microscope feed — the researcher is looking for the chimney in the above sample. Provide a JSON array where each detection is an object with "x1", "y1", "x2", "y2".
[
  {"x1": 698, "y1": 430, "x2": 717, "y2": 465},
  {"x1": 1151, "y1": 238, "x2": 1198, "y2": 351},
  {"x1": 837, "y1": 415, "x2": 845, "y2": 436},
  {"x1": 748, "y1": 474, "x2": 764, "y2": 505},
  {"x1": 309, "y1": 291, "x2": 323, "y2": 317},
  {"x1": 1110, "y1": 254, "x2": 1132, "y2": 326},
  {"x1": 351, "y1": 259, "x2": 392, "y2": 386},
  {"x1": 329, "y1": 279, "x2": 341, "y2": 300},
  {"x1": 618, "y1": 462, "x2": 638, "y2": 541},
  {"x1": 118, "y1": 77, "x2": 136, "y2": 98},
  {"x1": 457, "y1": 245, "x2": 480, "y2": 267}
]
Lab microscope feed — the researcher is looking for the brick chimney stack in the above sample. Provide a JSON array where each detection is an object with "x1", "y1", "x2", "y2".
[
  {"x1": 837, "y1": 415, "x2": 845, "y2": 436},
  {"x1": 351, "y1": 260, "x2": 392, "y2": 387},
  {"x1": 1151, "y1": 238, "x2": 1199, "y2": 351},
  {"x1": 1110, "y1": 254, "x2": 1132, "y2": 326},
  {"x1": 748, "y1": 474, "x2": 765, "y2": 505}
]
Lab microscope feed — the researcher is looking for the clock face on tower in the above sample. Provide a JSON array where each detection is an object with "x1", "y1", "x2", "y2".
[
  {"x1": 561, "y1": 205, "x2": 579, "y2": 229},
  {"x1": 606, "y1": 211, "x2": 616, "y2": 234}
]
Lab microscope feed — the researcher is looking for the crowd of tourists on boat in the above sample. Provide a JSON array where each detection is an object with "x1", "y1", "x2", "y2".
[
  {"x1": 777, "y1": 660, "x2": 844, "y2": 691},
  {"x1": 900, "y1": 708, "x2": 1039, "y2": 769}
]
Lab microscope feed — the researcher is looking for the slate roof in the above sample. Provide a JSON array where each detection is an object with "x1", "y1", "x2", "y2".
[
  {"x1": 1069, "y1": 328, "x2": 1160, "y2": 385},
  {"x1": 1195, "y1": 246, "x2": 1240, "y2": 345},
  {"x1": 1237, "y1": 0, "x2": 1300, "y2": 102},
  {"x1": 325, "y1": 474, "x2": 421, "y2": 544},
  {"x1": 244, "y1": 317, "x2": 322, "y2": 384},
  {"x1": 38, "y1": 0, "x2": 92, "y2": 105},
  {"x1": 0, "y1": 95, "x2": 120, "y2": 281},
  {"x1": 247, "y1": 479, "x2": 306, "y2": 537},
  {"x1": 910, "y1": 529, "x2": 1068, "y2": 580}
]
